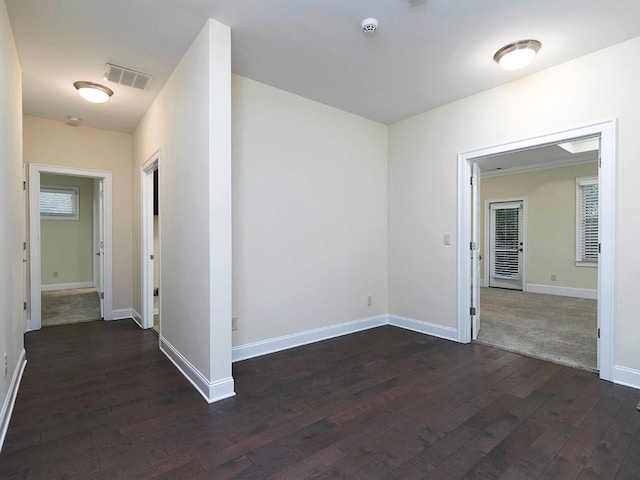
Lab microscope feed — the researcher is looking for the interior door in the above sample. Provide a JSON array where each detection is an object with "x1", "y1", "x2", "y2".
[
  {"x1": 489, "y1": 201, "x2": 523, "y2": 290},
  {"x1": 471, "y1": 163, "x2": 481, "y2": 340},
  {"x1": 96, "y1": 179, "x2": 105, "y2": 318}
]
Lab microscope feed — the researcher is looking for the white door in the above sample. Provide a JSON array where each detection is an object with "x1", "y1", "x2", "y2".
[
  {"x1": 471, "y1": 163, "x2": 481, "y2": 340},
  {"x1": 22, "y1": 164, "x2": 28, "y2": 330},
  {"x1": 96, "y1": 179, "x2": 105, "y2": 318},
  {"x1": 489, "y1": 201, "x2": 523, "y2": 290}
]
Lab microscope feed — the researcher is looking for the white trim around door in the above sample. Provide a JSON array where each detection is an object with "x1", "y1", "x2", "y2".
[
  {"x1": 140, "y1": 152, "x2": 160, "y2": 331},
  {"x1": 457, "y1": 120, "x2": 616, "y2": 382},
  {"x1": 28, "y1": 164, "x2": 114, "y2": 331}
]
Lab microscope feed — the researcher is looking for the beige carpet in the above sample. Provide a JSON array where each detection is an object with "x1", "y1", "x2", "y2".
[
  {"x1": 41, "y1": 288, "x2": 102, "y2": 327},
  {"x1": 476, "y1": 287, "x2": 597, "y2": 372}
]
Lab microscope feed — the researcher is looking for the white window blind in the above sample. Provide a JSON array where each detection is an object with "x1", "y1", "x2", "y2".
[
  {"x1": 40, "y1": 185, "x2": 79, "y2": 220},
  {"x1": 576, "y1": 177, "x2": 598, "y2": 264},
  {"x1": 491, "y1": 203, "x2": 521, "y2": 279}
]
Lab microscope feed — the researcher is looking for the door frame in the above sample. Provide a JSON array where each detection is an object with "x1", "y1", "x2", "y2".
[
  {"x1": 484, "y1": 197, "x2": 528, "y2": 290},
  {"x1": 140, "y1": 152, "x2": 160, "y2": 330},
  {"x1": 28, "y1": 163, "x2": 114, "y2": 331},
  {"x1": 457, "y1": 120, "x2": 616, "y2": 382}
]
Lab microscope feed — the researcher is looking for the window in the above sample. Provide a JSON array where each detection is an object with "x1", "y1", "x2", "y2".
[
  {"x1": 576, "y1": 176, "x2": 598, "y2": 266},
  {"x1": 40, "y1": 185, "x2": 79, "y2": 220}
]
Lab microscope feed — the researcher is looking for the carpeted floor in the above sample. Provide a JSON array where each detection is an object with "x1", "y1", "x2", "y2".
[
  {"x1": 41, "y1": 288, "x2": 102, "y2": 327},
  {"x1": 476, "y1": 287, "x2": 597, "y2": 372}
]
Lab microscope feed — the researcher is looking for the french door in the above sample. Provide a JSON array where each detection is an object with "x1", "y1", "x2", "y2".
[{"x1": 489, "y1": 201, "x2": 523, "y2": 290}]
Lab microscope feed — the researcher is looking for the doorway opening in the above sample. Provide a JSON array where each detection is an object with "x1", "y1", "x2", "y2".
[
  {"x1": 140, "y1": 154, "x2": 160, "y2": 332},
  {"x1": 478, "y1": 154, "x2": 599, "y2": 371},
  {"x1": 457, "y1": 120, "x2": 615, "y2": 381},
  {"x1": 28, "y1": 164, "x2": 114, "y2": 331}
]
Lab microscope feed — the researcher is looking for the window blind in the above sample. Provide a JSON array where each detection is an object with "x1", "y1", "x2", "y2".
[
  {"x1": 577, "y1": 178, "x2": 598, "y2": 263},
  {"x1": 40, "y1": 186, "x2": 79, "y2": 219}
]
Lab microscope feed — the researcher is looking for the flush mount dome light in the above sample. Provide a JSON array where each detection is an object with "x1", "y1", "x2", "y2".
[
  {"x1": 73, "y1": 81, "x2": 113, "y2": 103},
  {"x1": 493, "y1": 39, "x2": 541, "y2": 71}
]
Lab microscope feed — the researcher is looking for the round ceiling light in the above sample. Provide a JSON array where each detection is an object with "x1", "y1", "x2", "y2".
[
  {"x1": 73, "y1": 81, "x2": 114, "y2": 103},
  {"x1": 493, "y1": 39, "x2": 541, "y2": 71}
]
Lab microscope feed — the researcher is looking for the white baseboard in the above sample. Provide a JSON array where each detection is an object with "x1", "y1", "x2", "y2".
[
  {"x1": 526, "y1": 283, "x2": 597, "y2": 300},
  {"x1": 41, "y1": 282, "x2": 94, "y2": 292},
  {"x1": 613, "y1": 365, "x2": 640, "y2": 389},
  {"x1": 112, "y1": 308, "x2": 134, "y2": 320},
  {"x1": 0, "y1": 349, "x2": 26, "y2": 454},
  {"x1": 232, "y1": 315, "x2": 388, "y2": 363},
  {"x1": 160, "y1": 336, "x2": 235, "y2": 403},
  {"x1": 131, "y1": 309, "x2": 143, "y2": 328},
  {"x1": 388, "y1": 314, "x2": 458, "y2": 342}
]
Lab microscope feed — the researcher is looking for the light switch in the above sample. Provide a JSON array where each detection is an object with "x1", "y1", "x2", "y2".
[{"x1": 444, "y1": 233, "x2": 451, "y2": 245}]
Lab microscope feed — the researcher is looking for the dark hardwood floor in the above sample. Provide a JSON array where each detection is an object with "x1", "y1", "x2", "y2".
[{"x1": 1, "y1": 320, "x2": 639, "y2": 479}]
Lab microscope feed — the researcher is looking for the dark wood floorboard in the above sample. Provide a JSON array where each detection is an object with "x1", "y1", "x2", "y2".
[{"x1": 1, "y1": 320, "x2": 639, "y2": 479}]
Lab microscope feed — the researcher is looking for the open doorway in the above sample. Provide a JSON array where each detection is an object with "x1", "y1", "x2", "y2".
[
  {"x1": 28, "y1": 164, "x2": 114, "y2": 331},
  {"x1": 457, "y1": 120, "x2": 615, "y2": 381},
  {"x1": 140, "y1": 154, "x2": 160, "y2": 333},
  {"x1": 476, "y1": 145, "x2": 598, "y2": 371}
]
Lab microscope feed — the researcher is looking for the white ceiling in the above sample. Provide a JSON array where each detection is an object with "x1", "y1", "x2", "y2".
[
  {"x1": 6, "y1": 0, "x2": 640, "y2": 132},
  {"x1": 479, "y1": 143, "x2": 598, "y2": 177}
]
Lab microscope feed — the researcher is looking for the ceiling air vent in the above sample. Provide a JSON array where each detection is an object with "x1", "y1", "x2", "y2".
[{"x1": 104, "y1": 63, "x2": 152, "y2": 90}]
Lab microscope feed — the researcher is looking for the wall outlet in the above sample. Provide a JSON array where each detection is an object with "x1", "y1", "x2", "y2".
[
  {"x1": 367, "y1": 295, "x2": 373, "y2": 307},
  {"x1": 232, "y1": 316, "x2": 238, "y2": 331},
  {"x1": 3, "y1": 353, "x2": 7, "y2": 378},
  {"x1": 52, "y1": 271, "x2": 59, "y2": 278},
  {"x1": 551, "y1": 273, "x2": 557, "y2": 281}
]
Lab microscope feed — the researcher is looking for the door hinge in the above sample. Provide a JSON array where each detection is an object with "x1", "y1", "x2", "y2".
[
  {"x1": 22, "y1": 181, "x2": 26, "y2": 190},
  {"x1": 470, "y1": 176, "x2": 474, "y2": 186},
  {"x1": 598, "y1": 157, "x2": 602, "y2": 168},
  {"x1": 100, "y1": 292, "x2": 104, "y2": 300},
  {"x1": 470, "y1": 241, "x2": 476, "y2": 250},
  {"x1": 470, "y1": 306, "x2": 477, "y2": 316},
  {"x1": 23, "y1": 301, "x2": 27, "y2": 310},
  {"x1": 150, "y1": 254, "x2": 154, "y2": 260},
  {"x1": 598, "y1": 243, "x2": 601, "y2": 254},
  {"x1": 23, "y1": 241, "x2": 26, "y2": 250},
  {"x1": 597, "y1": 327, "x2": 600, "y2": 339}
]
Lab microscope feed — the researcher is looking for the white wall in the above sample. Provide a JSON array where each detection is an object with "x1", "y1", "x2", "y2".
[
  {"x1": 232, "y1": 75, "x2": 388, "y2": 346},
  {"x1": 388, "y1": 36, "x2": 640, "y2": 377},
  {"x1": 0, "y1": 0, "x2": 24, "y2": 450},
  {"x1": 23, "y1": 116, "x2": 133, "y2": 310},
  {"x1": 40, "y1": 173, "x2": 94, "y2": 286},
  {"x1": 133, "y1": 19, "x2": 233, "y2": 401},
  {"x1": 480, "y1": 163, "x2": 598, "y2": 291}
]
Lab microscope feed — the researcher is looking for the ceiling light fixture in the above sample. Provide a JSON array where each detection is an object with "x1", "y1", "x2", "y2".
[
  {"x1": 73, "y1": 81, "x2": 113, "y2": 103},
  {"x1": 493, "y1": 39, "x2": 541, "y2": 71}
]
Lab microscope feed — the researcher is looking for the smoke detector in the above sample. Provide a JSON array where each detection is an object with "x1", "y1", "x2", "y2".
[{"x1": 362, "y1": 18, "x2": 378, "y2": 34}]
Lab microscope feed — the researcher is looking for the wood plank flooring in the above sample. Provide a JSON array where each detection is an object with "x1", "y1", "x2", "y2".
[{"x1": 1, "y1": 320, "x2": 639, "y2": 479}]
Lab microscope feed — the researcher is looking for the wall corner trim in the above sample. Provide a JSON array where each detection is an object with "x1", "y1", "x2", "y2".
[
  {"x1": 160, "y1": 336, "x2": 235, "y2": 404},
  {"x1": 232, "y1": 315, "x2": 389, "y2": 363},
  {"x1": 388, "y1": 315, "x2": 458, "y2": 342},
  {"x1": 0, "y1": 349, "x2": 27, "y2": 453}
]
